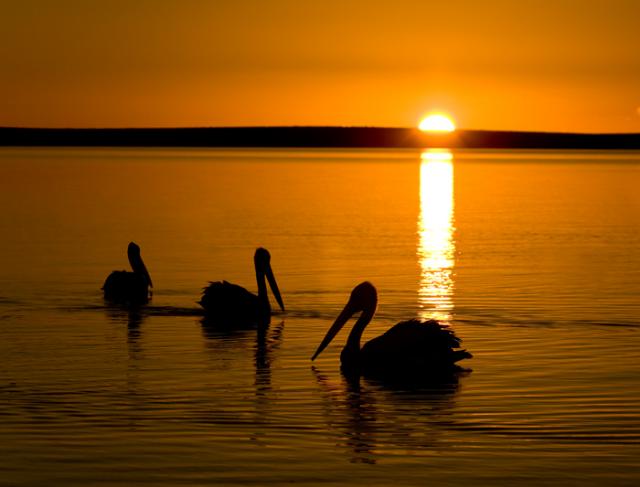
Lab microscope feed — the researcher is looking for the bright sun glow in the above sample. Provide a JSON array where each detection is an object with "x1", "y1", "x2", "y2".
[{"x1": 418, "y1": 114, "x2": 456, "y2": 132}]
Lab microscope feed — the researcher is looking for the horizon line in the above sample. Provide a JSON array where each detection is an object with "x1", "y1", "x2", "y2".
[{"x1": 2, "y1": 126, "x2": 640, "y2": 136}]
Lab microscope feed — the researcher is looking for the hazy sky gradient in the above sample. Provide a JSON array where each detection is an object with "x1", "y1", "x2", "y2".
[{"x1": 2, "y1": 0, "x2": 639, "y2": 131}]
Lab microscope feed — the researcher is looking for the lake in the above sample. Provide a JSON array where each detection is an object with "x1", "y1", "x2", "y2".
[{"x1": 1, "y1": 147, "x2": 639, "y2": 486}]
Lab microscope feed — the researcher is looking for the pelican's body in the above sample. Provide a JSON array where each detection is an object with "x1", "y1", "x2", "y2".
[
  {"x1": 312, "y1": 282, "x2": 471, "y2": 378},
  {"x1": 199, "y1": 248, "x2": 284, "y2": 326},
  {"x1": 103, "y1": 242, "x2": 153, "y2": 304}
]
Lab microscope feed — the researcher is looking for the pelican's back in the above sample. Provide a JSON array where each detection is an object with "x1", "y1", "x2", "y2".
[
  {"x1": 359, "y1": 319, "x2": 471, "y2": 373},
  {"x1": 103, "y1": 270, "x2": 150, "y2": 304},
  {"x1": 200, "y1": 281, "x2": 261, "y2": 320}
]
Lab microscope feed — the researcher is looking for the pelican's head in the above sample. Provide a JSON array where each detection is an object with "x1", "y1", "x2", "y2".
[
  {"x1": 127, "y1": 242, "x2": 141, "y2": 258},
  {"x1": 347, "y1": 281, "x2": 378, "y2": 313},
  {"x1": 254, "y1": 247, "x2": 284, "y2": 312},
  {"x1": 311, "y1": 281, "x2": 378, "y2": 361},
  {"x1": 254, "y1": 247, "x2": 271, "y2": 269}
]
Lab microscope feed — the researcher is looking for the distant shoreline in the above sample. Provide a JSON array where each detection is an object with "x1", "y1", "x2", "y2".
[{"x1": 1, "y1": 127, "x2": 640, "y2": 149}]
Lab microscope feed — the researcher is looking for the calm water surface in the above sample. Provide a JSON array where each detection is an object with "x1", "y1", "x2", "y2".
[{"x1": 1, "y1": 148, "x2": 639, "y2": 485}]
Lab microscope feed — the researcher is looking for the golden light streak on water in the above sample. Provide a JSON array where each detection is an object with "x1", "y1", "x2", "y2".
[{"x1": 418, "y1": 149, "x2": 455, "y2": 322}]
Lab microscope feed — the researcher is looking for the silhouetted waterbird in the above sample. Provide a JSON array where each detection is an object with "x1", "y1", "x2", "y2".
[
  {"x1": 199, "y1": 247, "x2": 284, "y2": 327},
  {"x1": 311, "y1": 282, "x2": 471, "y2": 379},
  {"x1": 103, "y1": 242, "x2": 153, "y2": 304}
]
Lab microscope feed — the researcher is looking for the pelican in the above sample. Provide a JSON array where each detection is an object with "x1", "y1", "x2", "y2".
[
  {"x1": 102, "y1": 242, "x2": 153, "y2": 304},
  {"x1": 311, "y1": 282, "x2": 471, "y2": 378},
  {"x1": 199, "y1": 247, "x2": 284, "y2": 326}
]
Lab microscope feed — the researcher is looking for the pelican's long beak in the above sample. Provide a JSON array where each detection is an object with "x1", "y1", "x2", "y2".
[
  {"x1": 140, "y1": 259, "x2": 153, "y2": 288},
  {"x1": 266, "y1": 264, "x2": 284, "y2": 312},
  {"x1": 311, "y1": 301, "x2": 356, "y2": 361}
]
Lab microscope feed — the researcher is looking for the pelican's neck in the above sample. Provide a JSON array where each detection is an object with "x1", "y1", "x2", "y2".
[
  {"x1": 129, "y1": 253, "x2": 142, "y2": 274},
  {"x1": 255, "y1": 267, "x2": 271, "y2": 315},
  {"x1": 129, "y1": 253, "x2": 152, "y2": 287},
  {"x1": 343, "y1": 302, "x2": 376, "y2": 359}
]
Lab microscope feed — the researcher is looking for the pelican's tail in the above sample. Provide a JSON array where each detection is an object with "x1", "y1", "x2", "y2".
[{"x1": 452, "y1": 349, "x2": 473, "y2": 362}]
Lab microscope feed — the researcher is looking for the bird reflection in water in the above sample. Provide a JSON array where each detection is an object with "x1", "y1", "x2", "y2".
[
  {"x1": 200, "y1": 318, "x2": 284, "y2": 384},
  {"x1": 313, "y1": 367, "x2": 377, "y2": 463},
  {"x1": 312, "y1": 366, "x2": 460, "y2": 464},
  {"x1": 253, "y1": 320, "x2": 285, "y2": 444},
  {"x1": 200, "y1": 318, "x2": 285, "y2": 445},
  {"x1": 104, "y1": 305, "x2": 145, "y2": 358},
  {"x1": 103, "y1": 305, "x2": 147, "y2": 424},
  {"x1": 255, "y1": 320, "x2": 285, "y2": 384}
]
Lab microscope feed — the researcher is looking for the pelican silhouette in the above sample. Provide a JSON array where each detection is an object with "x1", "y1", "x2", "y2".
[
  {"x1": 311, "y1": 282, "x2": 471, "y2": 378},
  {"x1": 102, "y1": 242, "x2": 153, "y2": 304},
  {"x1": 199, "y1": 247, "x2": 284, "y2": 326}
]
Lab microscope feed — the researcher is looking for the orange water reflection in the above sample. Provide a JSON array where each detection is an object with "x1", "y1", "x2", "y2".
[{"x1": 418, "y1": 149, "x2": 455, "y2": 322}]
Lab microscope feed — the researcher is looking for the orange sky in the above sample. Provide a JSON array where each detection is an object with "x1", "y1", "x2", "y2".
[{"x1": 2, "y1": 0, "x2": 640, "y2": 132}]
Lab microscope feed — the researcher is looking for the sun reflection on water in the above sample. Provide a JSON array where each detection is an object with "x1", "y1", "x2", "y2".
[{"x1": 418, "y1": 149, "x2": 455, "y2": 322}]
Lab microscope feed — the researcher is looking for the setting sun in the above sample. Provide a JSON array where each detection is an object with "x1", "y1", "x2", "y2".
[{"x1": 418, "y1": 114, "x2": 456, "y2": 132}]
